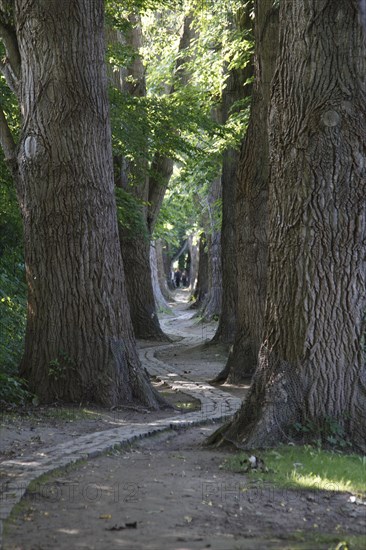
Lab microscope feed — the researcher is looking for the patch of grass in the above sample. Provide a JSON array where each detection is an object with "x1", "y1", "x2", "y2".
[
  {"x1": 287, "y1": 531, "x2": 366, "y2": 550},
  {"x1": 40, "y1": 407, "x2": 102, "y2": 422},
  {"x1": 224, "y1": 445, "x2": 366, "y2": 496},
  {"x1": 157, "y1": 305, "x2": 173, "y2": 315},
  {"x1": 0, "y1": 406, "x2": 103, "y2": 425},
  {"x1": 175, "y1": 401, "x2": 199, "y2": 411}
]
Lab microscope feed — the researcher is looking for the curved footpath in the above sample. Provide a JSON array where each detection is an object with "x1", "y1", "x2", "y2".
[{"x1": 0, "y1": 308, "x2": 241, "y2": 545}]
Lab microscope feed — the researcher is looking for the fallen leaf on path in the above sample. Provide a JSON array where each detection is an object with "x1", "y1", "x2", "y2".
[{"x1": 184, "y1": 515, "x2": 192, "y2": 523}]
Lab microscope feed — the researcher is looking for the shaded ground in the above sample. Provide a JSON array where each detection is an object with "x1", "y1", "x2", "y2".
[
  {"x1": 2, "y1": 291, "x2": 365, "y2": 549},
  {"x1": 0, "y1": 384, "x2": 199, "y2": 464},
  {"x1": 3, "y1": 427, "x2": 365, "y2": 550}
]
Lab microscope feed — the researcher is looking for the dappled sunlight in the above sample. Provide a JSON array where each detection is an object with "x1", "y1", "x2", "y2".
[
  {"x1": 1, "y1": 0, "x2": 365, "y2": 548},
  {"x1": 227, "y1": 446, "x2": 366, "y2": 497},
  {"x1": 171, "y1": 288, "x2": 191, "y2": 304},
  {"x1": 289, "y1": 472, "x2": 358, "y2": 494},
  {"x1": 3, "y1": 459, "x2": 44, "y2": 467},
  {"x1": 222, "y1": 382, "x2": 251, "y2": 389},
  {"x1": 58, "y1": 528, "x2": 80, "y2": 535}
]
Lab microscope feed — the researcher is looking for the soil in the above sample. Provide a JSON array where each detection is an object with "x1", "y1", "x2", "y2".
[
  {"x1": 1, "y1": 292, "x2": 365, "y2": 550},
  {"x1": 0, "y1": 385, "x2": 198, "y2": 464}
]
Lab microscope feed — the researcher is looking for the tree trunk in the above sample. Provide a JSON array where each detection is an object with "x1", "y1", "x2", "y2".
[
  {"x1": 110, "y1": 15, "x2": 168, "y2": 341},
  {"x1": 211, "y1": 146, "x2": 238, "y2": 344},
  {"x1": 155, "y1": 238, "x2": 173, "y2": 301},
  {"x1": 150, "y1": 241, "x2": 170, "y2": 312},
  {"x1": 191, "y1": 234, "x2": 209, "y2": 308},
  {"x1": 200, "y1": 173, "x2": 223, "y2": 321},
  {"x1": 216, "y1": 0, "x2": 279, "y2": 382},
  {"x1": 187, "y1": 233, "x2": 199, "y2": 291},
  {"x1": 163, "y1": 241, "x2": 175, "y2": 290},
  {"x1": 212, "y1": 20, "x2": 254, "y2": 344},
  {"x1": 111, "y1": 14, "x2": 192, "y2": 340},
  {"x1": 119, "y1": 227, "x2": 168, "y2": 341},
  {"x1": 200, "y1": 228, "x2": 222, "y2": 321},
  {"x1": 11, "y1": 0, "x2": 164, "y2": 408},
  {"x1": 147, "y1": 154, "x2": 174, "y2": 234},
  {"x1": 212, "y1": 0, "x2": 366, "y2": 450},
  {"x1": 212, "y1": 5, "x2": 254, "y2": 346}
]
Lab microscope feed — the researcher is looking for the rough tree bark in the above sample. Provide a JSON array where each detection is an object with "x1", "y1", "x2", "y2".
[
  {"x1": 215, "y1": 0, "x2": 278, "y2": 382},
  {"x1": 200, "y1": 172, "x2": 223, "y2": 321},
  {"x1": 210, "y1": 141, "x2": 238, "y2": 344},
  {"x1": 154, "y1": 238, "x2": 173, "y2": 302},
  {"x1": 212, "y1": 6, "x2": 254, "y2": 345},
  {"x1": 191, "y1": 234, "x2": 209, "y2": 308},
  {"x1": 150, "y1": 241, "x2": 170, "y2": 312},
  {"x1": 0, "y1": 0, "x2": 165, "y2": 407},
  {"x1": 211, "y1": 0, "x2": 366, "y2": 450},
  {"x1": 187, "y1": 233, "x2": 199, "y2": 291}
]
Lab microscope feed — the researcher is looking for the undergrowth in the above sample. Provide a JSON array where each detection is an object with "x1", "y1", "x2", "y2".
[{"x1": 0, "y1": 172, "x2": 30, "y2": 408}]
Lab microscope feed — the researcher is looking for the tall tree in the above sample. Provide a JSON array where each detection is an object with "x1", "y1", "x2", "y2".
[
  {"x1": 113, "y1": 13, "x2": 194, "y2": 340},
  {"x1": 0, "y1": 0, "x2": 164, "y2": 408},
  {"x1": 212, "y1": 4, "x2": 254, "y2": 345},
  {"x1": 111, "y1": 14, "x2": 168, "y2": 341},
  {"x1": 150, "y1": 240, "x2": 171, "y2": 311},
  {"x1": 215, "y1": 0, "x2": 278, "y2": 381},
  {"x1": 211, "y1": 0, "x2": 366, "y2": 449},
  {"x1": 191, "y1": 233, "x2": 209, "y2": 307},
  {"x1": 199, "y1": 169, "x2": 223, "y2": 321}
]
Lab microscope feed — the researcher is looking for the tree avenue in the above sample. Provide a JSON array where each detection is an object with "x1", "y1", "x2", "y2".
[
  {"x1": 212, "y1": 0, "x2": 366, "y2": 450},
  {"x1": 0, "y1": 0, "x2": 365, "y2": 454},
  {"x1": 0, "y1": 0, "x2": 164, "y2": 408}
]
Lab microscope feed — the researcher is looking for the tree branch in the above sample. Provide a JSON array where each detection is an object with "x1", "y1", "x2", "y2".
[
  {"x1": 360, "y1": 0, "x2": 366, "y2": 31},
  {"x1": 146, "y1": 16, "x2": 195, "y2": 233},
  {"x1": 0, "y1": 104, "x2": 16, "y2": 161},
  {"x1": 147, "y1": 153, "x2": 174, "y2": 234},
  {"x1": 0, "y1": 9, "x2": 21, "y2": 82},
  {"x1": 170, "y1": 239, "x2": 188, "y2": 265},
  {"x1": 0, "y1": 57, "x2": 18, "y2": 93}
]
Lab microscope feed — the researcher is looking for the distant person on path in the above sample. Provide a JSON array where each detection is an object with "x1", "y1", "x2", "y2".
[{"x1": 174, "y1": 269, "x2": 181, "y2": 288}]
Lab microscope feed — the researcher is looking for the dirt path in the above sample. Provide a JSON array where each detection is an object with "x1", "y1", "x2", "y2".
[{"x1": 2, "y1": 293, "x2": 365, "y2": 549}]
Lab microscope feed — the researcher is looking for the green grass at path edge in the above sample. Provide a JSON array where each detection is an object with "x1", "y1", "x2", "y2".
[
  {"x1": 0, "y1": 406, "x2": 104, "y2": 425},
  {"x1": 224, "y1": 445, "x2": 366, "y2": 496},
  {"x1": 283, "y1": 532, "x2": 366, "y2": 550}
]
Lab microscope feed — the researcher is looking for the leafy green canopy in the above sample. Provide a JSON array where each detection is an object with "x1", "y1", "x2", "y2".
[
  {"x1": 147, "y1": 1, "x2": 253, "y2": 249},
  {"x1": 110, "y1": 87, "x2": 223, "y2": 164},
  {"x1": 108, "y1": 1, "x2": 253, "y2": 251},
  {"x1": 154, "y1": 170, "x2": 198, "y2": 248},
  {"x1": 105, "y1": 0, "x2": 184, "y2": 31}
]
